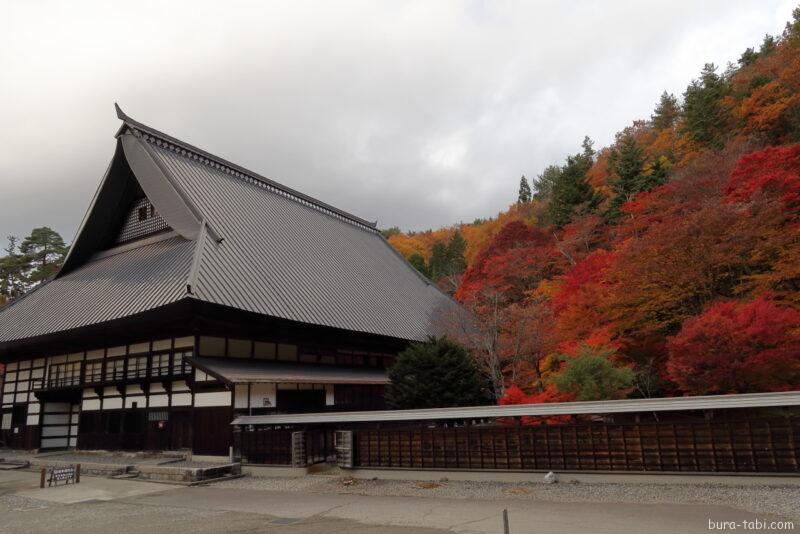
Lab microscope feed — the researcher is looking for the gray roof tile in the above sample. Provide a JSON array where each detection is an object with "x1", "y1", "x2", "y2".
[{"x1": 0, "y1": 110, "x2": 458, "y2": 344}]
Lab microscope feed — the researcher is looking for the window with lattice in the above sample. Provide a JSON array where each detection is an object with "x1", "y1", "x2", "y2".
[{"x1": 115, "y1": 197, "x2": 169, "y2": 244}]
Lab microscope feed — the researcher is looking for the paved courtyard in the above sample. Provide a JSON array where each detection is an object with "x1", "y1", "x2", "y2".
[{"x1": 0, "y1": 469, "x2": 798, "y2": 533}]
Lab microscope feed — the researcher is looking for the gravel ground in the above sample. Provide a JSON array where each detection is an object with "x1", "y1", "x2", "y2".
[
  {"x1": 216, "y1": 475, "x2": 800, "y2": 520},
  {"x1": 0, "y1": 493, "x2": 446, "y2": 534}
]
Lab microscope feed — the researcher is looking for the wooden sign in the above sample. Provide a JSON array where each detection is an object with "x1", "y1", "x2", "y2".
[{"x1": 40, "y1": 464, "x2": 81, "y2": 488}]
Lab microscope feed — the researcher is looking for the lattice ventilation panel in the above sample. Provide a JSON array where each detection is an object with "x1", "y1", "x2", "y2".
[{"x1": 115, "y1": 197, "x2": 170, "y2": 245}]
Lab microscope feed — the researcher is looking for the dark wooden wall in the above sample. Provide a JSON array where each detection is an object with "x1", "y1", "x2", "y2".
[
  {"x1": 353, "y1": 418, "x2": 800, "y2": 473},
  {"x1": 1, "y1": 426, "x2": 39, "y2": 450},
  {"x1": 193, "y1": 407, "x2": 233, "y2": 455}
]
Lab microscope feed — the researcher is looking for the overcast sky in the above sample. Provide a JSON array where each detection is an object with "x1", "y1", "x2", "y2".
[{"x1": 0, "y1": 1, "x2": 795, "y2": 249}]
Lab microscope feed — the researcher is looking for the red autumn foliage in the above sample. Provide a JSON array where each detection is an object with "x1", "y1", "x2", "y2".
[
  {"x1": 666, "y1": 295, "x2": 800, "y2": 394},
  {"x1": 455, "y1": 221, "x2": 563, "y2": 304},
  {"x1": 725, "y1": 143, "x2": 800, "y2": 214},
  {"x1": 549, "y1": 250, "x2": 617, "y2": 346},
  {"x1": 397, "y1": 14, "x2": 800, "y2": 403},
  {"x1": 498, "y1": 384, "x2": 574, "y2": 425}
]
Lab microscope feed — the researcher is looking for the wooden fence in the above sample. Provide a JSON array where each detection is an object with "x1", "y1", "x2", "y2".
[
  {"x1": 354, "y1": 418, "x2": 800, "y2": 473},
  {"x1": 236, "y1": 428, "x2": 294, "y2": 465}
]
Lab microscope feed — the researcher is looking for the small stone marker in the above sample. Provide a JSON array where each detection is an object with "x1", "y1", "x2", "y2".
[{"x1": 544, "y1": 471, "x2": 557, "y2": 484}]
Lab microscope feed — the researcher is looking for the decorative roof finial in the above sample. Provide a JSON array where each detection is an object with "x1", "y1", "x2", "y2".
[{"x1": 114, "y1": 103, "x2": 129, "y2": 121}]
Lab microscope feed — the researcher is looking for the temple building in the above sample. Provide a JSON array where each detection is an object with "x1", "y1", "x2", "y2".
[{"x1": 0, "y1": 106, "x2": 455, "y2": 455}]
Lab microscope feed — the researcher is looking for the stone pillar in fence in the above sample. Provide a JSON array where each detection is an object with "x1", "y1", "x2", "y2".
[
  {"x1": 335, "y1": 430, "x2": 354, "y2": 469},
  {"x1": 232, "y1": 425, "x2": 242, "y2": 462},
  {"x1": 291, "y1": 431, "x2": 307, "y2": 467}
]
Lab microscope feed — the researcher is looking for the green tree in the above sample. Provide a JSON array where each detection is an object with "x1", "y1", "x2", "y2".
[
  {"x1": 428, "y1": 240, "x2": 448, "y2": 281},
  {"x1": 553, "y1": 344, "x2": 634, "y2": 401},
  {"x1": 386, "y1": 336, "x2": 487, "y2": 409},
  {"x1": 651, "y1": 91, "x2": 680, "y2": 129},
  {"x1": 380, "y1": 226, "x2": 401, "y2": 239},
  {"x1": 20, "y1": 227, "x2": 68, "y2": 285},
  {"x1": 0, "y1": 236, "x2": 28, "y2": 300},
  {"x1": 533, "y1": 165, "x2": 562, "y2": 200},
  {"x1": 681, "y1": 63, "x2": 731, "y2": 149},
  {"x1": 760, "y1": 34, "x2": 777, "y2": 55},
  {"x1": 605, "y1": 133, "x2": 646, "y2": 221},
  {"x1": 738, "y1": 47, "x2": 759, "y2": 67},
  {"x1": 642, "y1": 156, "x2": 670, "y2": 190},
  {"x1": 517, "y1": 175, "x2": 532, "y2": 203},
  {"x1": 445, "y1": 231, "x2": 467, "y2": 276},
  {"x1": 408, "y1": 253, "x2": 429, "y2": 277},
  {"x1": 427, "y1": 232, "x2": 467, "y2": 284},
  {"x1": 548, "y1": 136, "x2": 599, "y2": 227}
]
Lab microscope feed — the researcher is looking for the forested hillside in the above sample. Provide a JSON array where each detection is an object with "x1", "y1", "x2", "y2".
[{"x1": 388, "y1": 10, "x2": 800, "y2": 402}]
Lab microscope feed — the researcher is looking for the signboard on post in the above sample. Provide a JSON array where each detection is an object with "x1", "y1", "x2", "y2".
[{"x1": 40, "y1": 464, "x2": 81, "y2": 488}]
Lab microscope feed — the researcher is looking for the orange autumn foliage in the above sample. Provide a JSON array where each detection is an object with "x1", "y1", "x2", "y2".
[{"x1": 391, "y1": 11, "x2": 800, "y2": 403}]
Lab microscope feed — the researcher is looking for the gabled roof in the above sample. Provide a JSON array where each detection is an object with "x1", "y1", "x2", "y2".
[{"x1": 0, "y1": 106, "x2": 458, "y2": 345}]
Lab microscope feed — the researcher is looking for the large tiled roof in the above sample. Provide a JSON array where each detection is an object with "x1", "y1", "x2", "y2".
[
  {"x1": 0, "y1": 235, "x2": 193, "y2": 342},
  {"x1": 0, "y1": 107, "x2": 458, "y2": 344}
]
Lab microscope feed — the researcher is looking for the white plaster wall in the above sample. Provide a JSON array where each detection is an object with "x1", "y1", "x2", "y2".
[
  {"x1": 250, "y1": 383, "x2": 277, "y2": 408},
  {"x1": 104, "y1": 397, "x2": 123, "y2": 410},
  {"x1": 149, "y1": 395, "x2": 169, "y2": 408},
  {"x1": 234, "y1": 385, "x2": 249, "y2": 408},
  {"x1": 172, "y1": 393, "x2": 192, "y2": 406},
  {"x1": 82, "y1": 399, "x2": 101, "y2": 411},
  {"x1": 124, "y1": 395, "x2": 145, "y2": 409},
  {"x1": 194, "y1": 391, "x2": 231, "y2": 407}
]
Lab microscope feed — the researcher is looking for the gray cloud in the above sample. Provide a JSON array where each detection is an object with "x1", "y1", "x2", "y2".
[{"x1": 0, "y1": 0, "x2": 795, "y2": 248}]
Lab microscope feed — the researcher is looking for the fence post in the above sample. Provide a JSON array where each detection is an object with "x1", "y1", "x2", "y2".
[
  {"x1": 40, "y1": 467, "x2": 45, "y2": 489},
  {"x1": 291, "y1": 431, "x2": 307, "y2": 468},
  {"x1": 76, "y1": 464, "x2": 81, "y2": 484},
  {"x1": 335, "y1": 430, "x2": 354, "y2": 468},
  {"x1": 502, "y1": 509, "x2": 510, "y2": 534}
]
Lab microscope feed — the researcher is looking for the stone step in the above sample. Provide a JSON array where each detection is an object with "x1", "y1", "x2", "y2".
[
  {"x1": 111, "y1": 472, "x2": 140, "y2": 479},
  {"x1": 0, "y1": 462, "x2": 28, "y2": 470}
]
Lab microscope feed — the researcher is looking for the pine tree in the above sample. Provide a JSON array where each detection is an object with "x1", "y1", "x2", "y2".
[
  {"x1": 641, "y1": 156, "x2": 670, "y2": 190},
  {"x1": 0, "y1": 236, "x2": 28, "y2": 300},
  {"x1": 517, "y1": 175, "x2": 532, "y2": 203},
  {"x1": 738, "y1": 47, "x2": 759, "y2": 67},
  {"x1": 606, "y1": 134, "x2": 668, "y2": 221},
  {"x1": 651, "y1": 91, "x2": 680, "y2": 129},
  {"x1": 428, "y1": 241, "x2": 448, "y2": 281},
  {"x1": 682, "y1": 63, "x2": 731, "y2": 149},
  {"x1": 20, "y1": 227, "x2": 68, "y2": 285},
  {"x1": 548, "y1": 136, "x2": 599, "y2": 227},
  {"x1": 606, "y1": 133, "x2": 646, "y2": 220},
  {"x1": 445, "y1": 231, "x2": 467, "y2": 276},
  {"x1": 408, "y1": 253, "x2": 429, "y2": 277},
  {"x1": 385, "y1": 336, "x2": 487, "y2": 409},
  {"x1": 533, "y1": 165, "x2": 561, "y2": 200}
]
